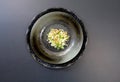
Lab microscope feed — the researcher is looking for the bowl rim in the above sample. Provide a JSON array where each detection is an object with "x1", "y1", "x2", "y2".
[{"x1": 26, "y1": 8, "x2": 87, "y2": 69}]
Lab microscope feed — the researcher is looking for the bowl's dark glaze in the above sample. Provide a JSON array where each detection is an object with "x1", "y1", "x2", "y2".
[{"x1": 26, "y1": 8, "x2": 87, "y2": 69}]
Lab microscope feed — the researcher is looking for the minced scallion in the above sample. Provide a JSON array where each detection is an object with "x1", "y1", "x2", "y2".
[{"x1": 47, "y1": 28, "x2": 70, "y2": 50}]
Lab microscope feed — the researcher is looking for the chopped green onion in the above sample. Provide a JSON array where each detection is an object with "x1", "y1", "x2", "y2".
[{"x1": 47, "y1": 28, "x2": 70, "y2": 50}]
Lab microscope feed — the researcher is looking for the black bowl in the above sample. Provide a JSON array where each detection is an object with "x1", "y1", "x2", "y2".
[{"x1": 26, "y1": 8, "x2": 87, "y2": 69}]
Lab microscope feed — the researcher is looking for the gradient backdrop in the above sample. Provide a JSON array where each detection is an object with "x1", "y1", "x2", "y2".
[{"x1": 0, "y1": 0, "x2": 120, "y2": 82}]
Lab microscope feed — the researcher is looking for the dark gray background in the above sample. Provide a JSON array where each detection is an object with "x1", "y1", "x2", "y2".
[{"x1": 0, "y1": 0, "x2": 120, "y2": 82}]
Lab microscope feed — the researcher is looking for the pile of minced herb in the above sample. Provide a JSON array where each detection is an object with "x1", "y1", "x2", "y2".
[{"x1": 47, "y1": 28, "x2": 70, "y2": 50}]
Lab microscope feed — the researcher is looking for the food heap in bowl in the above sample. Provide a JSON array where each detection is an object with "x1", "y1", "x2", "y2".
[{"x1": 47, "y1": 28, "x2": 70, "y2": 50}]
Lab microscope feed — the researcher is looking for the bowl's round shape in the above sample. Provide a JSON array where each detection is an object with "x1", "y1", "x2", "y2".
[{"x1": 26, "y1": 8, "x2": 87, "y2": 69}]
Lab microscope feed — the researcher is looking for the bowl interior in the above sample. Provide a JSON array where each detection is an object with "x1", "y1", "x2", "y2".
[{"x1": 30, "y1": 11, "x2": 83, "y2": 64}]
